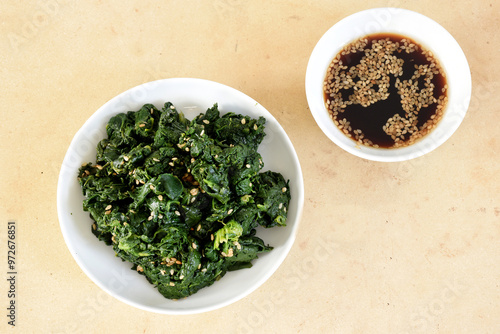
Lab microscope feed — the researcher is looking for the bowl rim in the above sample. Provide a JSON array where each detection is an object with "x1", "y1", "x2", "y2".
[
  {"x1": 57, "y1": 77, "x2": 304, "y2": 314},
  {"x1": 306, "y1": 7, "x2": 472, "y2": 162}
]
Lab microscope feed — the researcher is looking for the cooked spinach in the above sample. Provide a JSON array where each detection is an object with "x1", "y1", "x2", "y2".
[{"x1": 78, "y1": 102, "x2": 291, "y2": 299}]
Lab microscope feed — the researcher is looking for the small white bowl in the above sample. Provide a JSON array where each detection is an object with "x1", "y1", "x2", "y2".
[
  {"x1": 57, "y1": 78, "x2": 304, "y2": 314},
  {"x1": 306, "y1": 8, "x2": 471, "y2": 162}
]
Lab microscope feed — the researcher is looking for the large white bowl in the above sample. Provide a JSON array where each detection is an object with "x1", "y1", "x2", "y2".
[
  {"x1": 306, "y1": 8, "x2": 471, "y2": 162},
  {"x1": 57, "y1": 78, "x2": 304, "y2": 314}
]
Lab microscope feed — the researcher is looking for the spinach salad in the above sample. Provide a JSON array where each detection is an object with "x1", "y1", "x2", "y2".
[{"x1": 78, "y1": 102, "x2": 291, "y2": 299}]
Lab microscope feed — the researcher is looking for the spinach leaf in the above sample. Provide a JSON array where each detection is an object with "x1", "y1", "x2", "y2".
[{"x1": 78, "y1": 102, "x2": 291, "y2": 299}]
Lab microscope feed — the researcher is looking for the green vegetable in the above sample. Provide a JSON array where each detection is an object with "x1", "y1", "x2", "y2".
[{"x1": 78, "y1": 102, "x2": 291, "y2": 299}]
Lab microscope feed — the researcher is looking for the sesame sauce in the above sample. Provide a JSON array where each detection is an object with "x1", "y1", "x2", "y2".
[{"x1": 323, "y1": 33, "x2": 448, "y2": 148}]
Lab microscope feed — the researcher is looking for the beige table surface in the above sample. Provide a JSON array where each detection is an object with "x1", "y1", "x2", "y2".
[{"x1": 1, "y1": 1, "x2": 499, "y2": 333}]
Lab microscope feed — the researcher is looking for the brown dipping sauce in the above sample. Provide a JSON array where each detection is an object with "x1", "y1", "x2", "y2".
[{"x1": 323, "y1": 33, "x2": 448, "y2": 148}]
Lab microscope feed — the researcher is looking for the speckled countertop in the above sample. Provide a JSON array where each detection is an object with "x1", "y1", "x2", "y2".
[{"x1": 1, "y1": 1, "x2": 499, "y2": 333}]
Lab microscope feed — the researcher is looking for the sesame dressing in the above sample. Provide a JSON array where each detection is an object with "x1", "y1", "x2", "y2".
[{"x1": 324, "y1": 33, "x2": 448, "y2": 148}]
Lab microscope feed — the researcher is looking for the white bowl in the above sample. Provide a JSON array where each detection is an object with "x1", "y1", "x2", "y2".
[
  {"x1": 57, "y1": 78, "x2": 304, "y2": 314},
  {"x1": 306, "y1": 8, "x2": 471, "y2": 162}
]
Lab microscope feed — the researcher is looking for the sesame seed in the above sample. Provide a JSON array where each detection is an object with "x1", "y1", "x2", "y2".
[
  {"x1": 138, "y1": 123, "x2": 146, "y2": 127},
  {"x1": 227, "y1": 209, "x2": 233, "y2": 215},
  {"x1": 190, "y1": 188, "x2": 199, "y2": 196},
  {"x1": 175, "y1": 211, "x2": 181, "y2": 216},
  {"x1": 282, "y1": 187, "x2": 287, "y2": 193},
  {"x1": 192, "y1": 242, "x2": 197, "y2": 249},
  {"x1": 196, "y1": 224, "x2": 201, "y2": 231},
  {"x1": 203, "y1": 119, "x2": 210, "y2": 124},
  {"x1": 105, "y1": 204, "x2": 112, "y2": 210},
  {"x1": 241, "y1": 118, "x2": 246, "y2": 124},
  {"x1": 158, "y1": 195, "x2": 163, "y2": 201}
]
